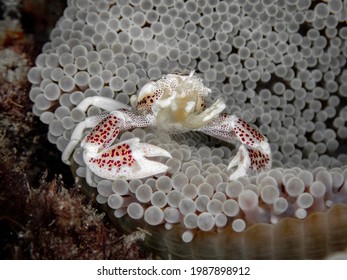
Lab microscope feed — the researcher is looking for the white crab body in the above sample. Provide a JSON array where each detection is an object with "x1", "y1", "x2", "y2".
[
  {"x1": 62, "y1": 72, "x2": 271, "y2": 184},
  {"x1": 130, "y1": 71, "x2": 226, "y2": 132}
]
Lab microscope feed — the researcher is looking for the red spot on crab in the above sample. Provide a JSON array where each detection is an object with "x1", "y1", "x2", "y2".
[{"x1": 246, "y1": 146, "x2": 271, "y2": 171}]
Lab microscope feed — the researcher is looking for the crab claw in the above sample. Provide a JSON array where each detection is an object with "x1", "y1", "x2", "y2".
[
  {"x1": 199, "y1": 114, "x2": 272, "y2": 180},
  {"x1": 84, "y1": 138, "x2": 171, "y2": 181},
  {"x1": 228, "y1": 145, "x2": 271, "y2": 180},
  {"x1": 131, "y1": 141, "x2": 172, "y2": 178},
  {"x1": 227, "y1": 145, "x2": 250, "y2": 180},
  {"x1": 228, "y1": 116, "x2": 272, "y2": 179}
]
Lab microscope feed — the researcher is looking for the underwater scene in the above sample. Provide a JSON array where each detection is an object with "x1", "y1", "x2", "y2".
[{"x1": 1, "y1": 0, "x2": 347, "y2": 259}]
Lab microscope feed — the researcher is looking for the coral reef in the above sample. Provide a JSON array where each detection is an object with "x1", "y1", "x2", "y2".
[
  {"x1": 0, "y1": 156, "x2": 151, "y2": 259},
  {"x1": 0, "y1": 0, "x2": 151, "y2": 260},
  {"x1": 0, "y1": 48, "x2": 30, "y2": 83},
  {"x1": 27, "y1": 0, "x2": 347, "y2": 258}
]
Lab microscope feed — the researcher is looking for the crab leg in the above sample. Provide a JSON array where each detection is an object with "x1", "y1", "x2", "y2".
[
  {"x1": 198, "y1": 114, "x2": 271, "y2": 179},
  {"x1": 62, "y1": 113, "x2": 108, "y2": 164},
  {"x1": 76, "y1": 96, "x2": 132, "y2": 112}
]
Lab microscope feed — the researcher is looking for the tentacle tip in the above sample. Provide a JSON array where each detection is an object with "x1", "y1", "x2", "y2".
[{"x1": 61, "y1": 157, "x2": 71, "y2": 165}]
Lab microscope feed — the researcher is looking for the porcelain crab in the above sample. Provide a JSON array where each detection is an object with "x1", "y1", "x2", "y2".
[{"x1": 62, "y1": 71, "x2": 271, "y2": 185}]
